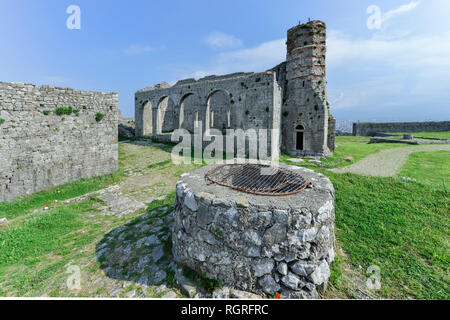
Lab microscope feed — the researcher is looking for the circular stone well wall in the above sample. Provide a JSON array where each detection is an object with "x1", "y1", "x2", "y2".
[{"x1": 172, "y1": 163, "x2": 335, "y2": 299}]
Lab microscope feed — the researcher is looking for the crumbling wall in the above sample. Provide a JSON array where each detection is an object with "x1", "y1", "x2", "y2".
[
  {"x1": 353, "y1": 121, "x2": 450, "y2": 136},
  {"x1": 0, "y1": 81, "x2": 118, "y2": 202},
  {"x1": 135, "y1": 72, "x2": 281, "y2": 156}
]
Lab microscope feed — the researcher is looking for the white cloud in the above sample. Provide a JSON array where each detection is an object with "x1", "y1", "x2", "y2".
[
  {"x1": 382, "y1": 1, "x2": 421, "y2": 25},
  {"x1": 188, "y1": 39, "x2": 285, "y2": 79},
  {"x1": 204, "y1": 32, "x2": 243, "y2": 50},
  {"x1": 327, "y1": 30, "x2": 450, "y2": 70},
  {"x1": 124, "y1": 44, "x2": 155, "y2": 55}
]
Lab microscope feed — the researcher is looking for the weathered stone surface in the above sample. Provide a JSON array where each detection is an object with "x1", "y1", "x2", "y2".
[
  {"x1": 277, "y1": 262, "x2": 288, "y2": 276},
  {"x1": 253, "y1": 260, "x2": 274, "y2": 277},
  {"x1": 259, "y1": 275, "x2": 280, "y2": 295},
  {"x1": 175, "y1": 272, "x2": 197, "y2": 298},
  {"x1": 162, "y1": 291, "x2": 178, "y2": 299},
  {"x1": 235, "y1": 195, "x2": 249, "y2": 208},
  {"x1": 309, "y1": 260, "x2": 330, "y2": 285},
  {"x1": 290, "y1": 261, "x2": 315, "y2": 277},
  {"x1": 242, "y1": 229, "x2": 262, "y2": 246},
  {"x1": 282, "y1": 273, "x2": 305, "y2": 291},
  {"x1": 152, "y1": 245, "x2": 165, "y2": 262},
  {"x1": 288, "y1": 227, "x2": 318, "y2": 246},
  {"x1": 118, "y1": 123, "x2": 135, "y2": 138},
  {"x1": 263, "y1": 224, "x2": 287, "y2": 244},
  {"x1": 184, "y1": 191, "x2": 198, "y2": 211}
]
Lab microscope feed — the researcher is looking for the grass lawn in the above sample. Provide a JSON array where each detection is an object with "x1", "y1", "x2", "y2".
[
  {"x1": 399, "y1": 151, "x2": 450, "y2": 188},
  {"x1": 327, "y1": 173, "x2": 449, "y2": 299},
  {"x1": 0, "y1": 171, "x2": 123, "y2": 221}
]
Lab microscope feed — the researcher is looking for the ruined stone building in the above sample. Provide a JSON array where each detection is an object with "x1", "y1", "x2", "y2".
[{"x1": 135, "y1": 20, "x2": 335, "y2": 158}]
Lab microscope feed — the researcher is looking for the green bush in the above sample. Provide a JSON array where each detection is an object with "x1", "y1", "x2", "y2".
[
  {"x1": 0, "y1": 118, "x2": 5, "y2": 125},
  {"x1": 55, "y1": 106, "x2": 73, "y2": 116},
  {"x1": 95, "y1": 113, "x2": 105, "y2": 122},
  {"x1": 43, "y1": 110, "x2": 51, "y2": 116}
]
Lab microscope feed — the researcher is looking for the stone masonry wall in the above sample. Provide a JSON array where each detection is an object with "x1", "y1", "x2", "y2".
[
  {"x1": 353, "y1": 121, "x2": 450, "y2": 136},
  {"x1": 0, "y1": 81, "x2": 119, "y2": 202},
  {"x1": 135, "y1": 72, "x2": 281, "y2": 156}
]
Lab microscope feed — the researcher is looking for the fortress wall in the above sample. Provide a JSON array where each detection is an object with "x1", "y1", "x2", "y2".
[
  {"x1": 353, "y1": 121, "x2": 450, "y2": 136},
  {"x1": 0, "y1": 81, "x2": 118, "y2": 202}
]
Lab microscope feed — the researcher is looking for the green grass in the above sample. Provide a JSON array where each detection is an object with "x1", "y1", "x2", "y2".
[
  {"x1": 148, "y1": 159, "x2": 171, "y2": 169},
  {"x1": 399, "y1": 151, "x2": 450, "y2": 188},
  {"x1": 329, "y1": 172, "x2": 449, "y2": 299},
  {"x1": 0, "y1": 171, "x2": 123, "y2": 220},
  {"x1": 0, "y1": 200, "x2": 93, "y2": 266},
  {"x1": 388, "y1": 131, "x2": 450, "y2": 139}
]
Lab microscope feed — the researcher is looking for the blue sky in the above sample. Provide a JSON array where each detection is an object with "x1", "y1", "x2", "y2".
[{"x1": 1, "y1": 0, "x2": 449, "y2": 121}]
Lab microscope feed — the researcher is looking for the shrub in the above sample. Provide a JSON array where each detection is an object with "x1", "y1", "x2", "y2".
[
  {"x1": 0, "y1": 118, "x2": 5, "y2": 124},
  {"x1": 43, "y1": 110, "x2": 51, "y2": 116},
  {"x1": 255, "y1": 77, "x2": 261, "y2": 82},
  {"x1": 82, "y1": 106, "x2": 87, "y2": 110},
  {"x1": 95, "y1": 113, "x2": 105, "y2": 122},
  {"x1": 55, "y1": 106, "x2": 73, "y2": 116}
]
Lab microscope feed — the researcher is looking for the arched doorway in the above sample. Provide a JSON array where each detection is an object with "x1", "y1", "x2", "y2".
[
  {"x1": 142, "y1": 101, "x2": 152, "y2": 135},
  {"x1": 157, "y1": 96, "x2": 178, "y2": 134},
  {"x1": 296, "y1": 124, "x2": 305, "y2": 151},
  {"x1": 206, "y1": 90, "x2": 231, "y2": 134},
  {"x1": 180, "y1": 93, "x2": 201, "y2": 133}
]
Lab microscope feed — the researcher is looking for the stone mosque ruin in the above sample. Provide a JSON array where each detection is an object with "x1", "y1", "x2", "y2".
[{"x1": 135, "y1": 20, "x2": 336, "y2": 158}]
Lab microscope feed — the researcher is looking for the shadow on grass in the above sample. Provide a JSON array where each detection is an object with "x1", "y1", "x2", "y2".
[{"x1": 95, "y1": 196, "x2": 178, "y2": 292}]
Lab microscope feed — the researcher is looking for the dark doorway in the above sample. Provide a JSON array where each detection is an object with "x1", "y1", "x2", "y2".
[{"x1": 296, "y1": 131, "x2": 304, "y2": 150}]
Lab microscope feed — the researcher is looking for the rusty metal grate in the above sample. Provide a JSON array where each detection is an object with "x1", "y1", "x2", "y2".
[{"x1": 205, "y1": 163, "x2": 309, "y2": 196}]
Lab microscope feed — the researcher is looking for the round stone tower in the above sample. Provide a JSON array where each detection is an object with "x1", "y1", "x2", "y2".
[{"x1": 283, "y1": 20, "x2": 331, "y2": 157}]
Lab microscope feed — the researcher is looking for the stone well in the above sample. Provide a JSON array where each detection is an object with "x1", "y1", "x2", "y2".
[{"x1": 171, "y1": 162, "x2": 335, "y2": 299}]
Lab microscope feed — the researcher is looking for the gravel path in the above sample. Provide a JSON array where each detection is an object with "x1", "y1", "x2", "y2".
[{"x1": 330, "y1": 144, "x2": 450, "y2": 177}]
